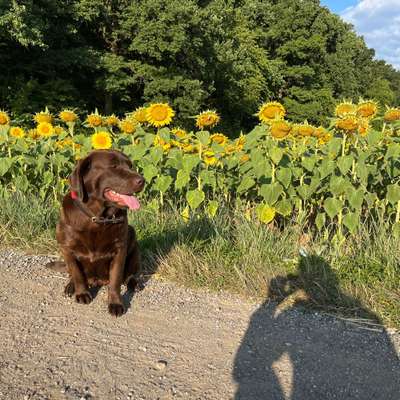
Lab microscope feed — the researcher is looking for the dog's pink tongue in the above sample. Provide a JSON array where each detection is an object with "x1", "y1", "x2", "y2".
[{"x1": 119, "y1": 194, "x2": 140, "y2": 210}]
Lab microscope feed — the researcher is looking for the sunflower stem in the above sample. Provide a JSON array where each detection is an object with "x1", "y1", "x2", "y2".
[{"x1": 341, "y1": 134, "x2": 347, "y2": 157}]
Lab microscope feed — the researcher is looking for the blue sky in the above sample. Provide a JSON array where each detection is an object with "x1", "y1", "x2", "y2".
[
  {"x1": 321, "y1": 0, "x2": 400, "y2": 70},
  {"x1": 321, "y1": 0, "x2": 357, "y2": 14}
]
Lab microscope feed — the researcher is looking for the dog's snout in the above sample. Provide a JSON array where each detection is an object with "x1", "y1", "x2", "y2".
[{"x1": 134, "y1": 176, "x2": 145, "y2": 189}]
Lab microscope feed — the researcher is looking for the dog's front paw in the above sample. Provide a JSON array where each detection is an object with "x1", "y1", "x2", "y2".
[
  {"x1": 64, "y1": 281, "x2": 75, "y2": 297},
  {"x1": 108, "y1": 303, "x2": 125, "y2": 317},
  {"x1": 75, "y1": 291, "x2": 92, "y2": 304}
]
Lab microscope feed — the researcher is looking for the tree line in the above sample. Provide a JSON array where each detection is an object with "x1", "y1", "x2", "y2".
[{"x1": 1, "y1": 0, "x2": 399, "y2": 133}]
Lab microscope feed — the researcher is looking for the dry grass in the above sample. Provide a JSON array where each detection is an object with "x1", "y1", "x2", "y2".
[{"x1": 1, "y1": 191, "x2": 399, "y2": 328}]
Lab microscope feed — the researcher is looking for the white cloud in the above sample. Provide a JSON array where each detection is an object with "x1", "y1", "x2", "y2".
[{"x1": 342, "y1": 0, "x2": 400, "y2": 70}]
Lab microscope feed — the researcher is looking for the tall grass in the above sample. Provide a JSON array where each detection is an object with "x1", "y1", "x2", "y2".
[{"x1": 0, "y1": 191, "x2": 398, "y2": 328}]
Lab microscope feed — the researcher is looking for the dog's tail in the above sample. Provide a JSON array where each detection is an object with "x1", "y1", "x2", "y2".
[{"x1": 45, "y1": 261, "x2": 67, "y2": 273}]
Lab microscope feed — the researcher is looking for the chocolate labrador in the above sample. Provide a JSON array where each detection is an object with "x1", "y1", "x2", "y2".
[{"x1": 46, "y1": 149, "x2": 144, "y2": 316}]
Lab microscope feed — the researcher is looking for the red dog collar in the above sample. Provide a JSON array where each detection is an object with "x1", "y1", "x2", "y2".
[{"x1": 70, "y1": 190, "x2": 79, "y2": 200}]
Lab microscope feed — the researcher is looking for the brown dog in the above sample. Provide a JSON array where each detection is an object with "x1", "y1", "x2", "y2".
[{"x1": 47, "y1": 149, "x2": 145, "y2": 316}]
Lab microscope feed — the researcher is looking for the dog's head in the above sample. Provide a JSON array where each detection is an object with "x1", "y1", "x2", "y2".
[{"x1": 69, "y1": 149, "x2": 145, "y2": 210}]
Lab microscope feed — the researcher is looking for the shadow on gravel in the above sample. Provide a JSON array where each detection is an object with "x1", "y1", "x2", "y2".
[{"x1": 233, "y1": 255, "x2": 400, "y2": 400}]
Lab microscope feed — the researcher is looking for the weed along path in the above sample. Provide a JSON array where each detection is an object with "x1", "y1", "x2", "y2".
[{"x1": 0, "y1": 250, "x2": 399, "y2": 400}]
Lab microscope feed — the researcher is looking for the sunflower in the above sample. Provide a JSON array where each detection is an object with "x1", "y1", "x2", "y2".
[
  {"x1": 86, "y1": 113, "x2": 103, "y2": 128},
  {"x1": 147, "y1": 103, "x2": 175, "y2": 127},
  {"x1": 28, "y1": 129, "x2": 40, "y2": 140},
  {"x1": 270, "y1": 120, "x2": 291, "y2": 140},
  {"x1": 335, "y1": 101, "x2": 356, "y2": 118},
  {"x1": 203, "y1": 150, "x2": 218, "y2": 166},
  {"x1": 171, "y1": 127, "x2": 187, "y2": 139},
  {"x1": 356, "y1": 100, "x2": 378, "y2": 119},
  {"x1": 54, "y1": 125, "x2": 65, "y2": 135},
  {"x1": 132, "y1": 107, "x2": 148, "y2": 124},
  {"x1": 153, "y1": 135, "x2": 171, "y2": 152},
  {"x1": 313, "y1": 126, "x2": 328, "y2": 138},
  {"x1": 59, "y1": 110, "x2": 78, "y2": 123},
  {"x1": 257, "y1": 102, "x2": 285, "y2": 123},
  {"x1": 34, "y1": 111, "x2": 53, "y2": 124},
  {"x1": 294, "y1": 123, "x2": 315, "y2": 138},
  {"x1": 119, "y1": 118, "x2": 137, "y2": 134},
  {"x1": 195, "y1": 110, "x2": 220, "y2": 129},
  {"x1": 91, "y1": 131, "x2": 112, "y2": 149},
  {"x1": 210, "y1": 133, "x2": 228, "y2": 146},
  {"x1": 181, "y1": 143, "x2": 195, "y2": 153},
  {"x1": 37, "y1": 122, "x2": 54, "y2": 137},
  {"x1": 0, "y1": 110, "x2": 10, "y2": 125},
  {"x1": 318, "y1": 132, "x2": 332, "y2": 145},
  {"x1": 384, "y1": 107, "x2": 400, "y2": 122},
  {"x1": 335, "y1": 115, "x2": 359, "y2": 132},
  {"x1": 358, "y1": 119, "x2": 370, "y2": 137},
  {"x1": 105, "y1": 115, "x2": 120, "y2": 127},
  {"x1": 9, "y1": 127, "x2": 25, "y2": 138},
  {"x1": 235, "y1": 135, "x2": 246, "y2": 150},
  {"x1": 224, "y1": 144, "x2": 237, "y2": 154}
]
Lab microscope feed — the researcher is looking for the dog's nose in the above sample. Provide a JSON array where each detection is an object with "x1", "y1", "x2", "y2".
[{"x1": 134, "y1": 176, "x2": 145, "y2": 188}]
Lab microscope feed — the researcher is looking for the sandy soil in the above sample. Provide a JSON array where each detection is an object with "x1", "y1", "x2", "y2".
[{"x1": 0, "y1": 250, "x2": 399, "y2": 400}]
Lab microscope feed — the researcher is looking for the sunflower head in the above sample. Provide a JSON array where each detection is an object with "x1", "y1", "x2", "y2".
[
  {"x1": 224, "y1": 144, "x2": 237, "y2": 155},
  {"x1": 132, "y1": 107, "x2": 148, "y2": 124},
  {"x1": 59, "y1": 110, "x2": 78, "y2": 123},
  {"x1": 105, "y1": 114, "x2": 120, "y2": 127},
  {"x1": 195, "y1": 110, "x2": 220, "y2": 129},
  {"x1": 203, "y1": 150, "x2": 218, "y2": 166},
  {"x1": 9, "y1": 126, "x2": 25, "y2": 138},
  {"x1": 54, "y1": 125, "x2": 65, "y2": 135},
  {"x1": 119, "y1": 118, "x2": 137, "y2": 134},
  {"x1": 257, "y1": 102, "x2": 286, "y2": 123},
  {"x1": 153, "y1": 135, "x2": 171, "y2": 152},
  {"x1": 86, "y1": 113, "x2": 103, "y2": 128},
  {"x1": 384, "y1": 107, "x2": 400, "y2": 122},
  {"x1": 28, "y1": 129, "x2": 40, "y2": 140},
  {"x1": 0, "y1": 110, "x2": 10, "y2": 125},
  {"x1": 294, "y1": 122, "x2": 315, "y2": 138},
  {"x1": 34, "y1": 111, "x2": 53, "y2": 124},
  {"x1": 270, "y1": 120, "x2": 291, "y2": 140},
  {"x1": 335, "y1": 101, "x2": 356, "y2": 118},
  {"x1": 235, "y1": 135, "x2": 246, "y2": 150},
  {"x1": 181, "y1": 143, "x2": 195, "y2": 153},
  {"x1": 356, "y1": 100, "x2": 378, "y2": 119},
  {"x1": 318, "y1": 132, "x2": 332, "y2": 145},
  {"x1": 147, "y1": 103, "x2": 175, "y2": 128},
  {"x1": 37, "y1": 122, "x2": 54, "y2": 137},
  {"x1": 335, "y1": 115, "x2": 359, "y2": 132},
  {"x1": 313, "y1": 126, "x2": 328, "y2": 138},
  {"x1": 171, "y1": 127, "x2": 187, "y2": 139},
  {"x1": 210, "y1": 133, "x2": 228, "y2": 146},
  {"x1": 91, "y1": 131, "x2": 112, "y2": 149},
  {"x1": 358, "y1": 119, "x2": 370, "y2": 137}
]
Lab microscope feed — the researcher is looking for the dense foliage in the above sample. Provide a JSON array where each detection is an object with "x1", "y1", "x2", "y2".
[
  {"x1": 1, "y1": 0, "x2": 399, "y2": 132},
  {"x1": 1, "y1": 100, "x2": 400, "y2": 244}
]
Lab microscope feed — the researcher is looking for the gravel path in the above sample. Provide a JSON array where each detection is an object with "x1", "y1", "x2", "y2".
[{"x1": 0, "y1": 249, "x2": 399, "y2": 400}]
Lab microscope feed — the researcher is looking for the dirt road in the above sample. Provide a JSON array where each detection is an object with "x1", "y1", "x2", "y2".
[{"x1": 0, "y1": 250, "x2": 399, "y2": 400}]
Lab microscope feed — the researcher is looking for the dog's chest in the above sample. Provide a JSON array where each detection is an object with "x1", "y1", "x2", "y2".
[{"x1": 74, "y1": 229, "x2": 122, "y2": 263}]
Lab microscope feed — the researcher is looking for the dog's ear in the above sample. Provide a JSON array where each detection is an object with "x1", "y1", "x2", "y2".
[{"x1": 69, "y1": 156, "x2": 91, "y2": 202}]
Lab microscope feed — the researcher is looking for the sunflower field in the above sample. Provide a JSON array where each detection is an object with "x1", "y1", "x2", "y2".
[{"x1": 1, "y1": 100, "x2": 400, "y2": 241}]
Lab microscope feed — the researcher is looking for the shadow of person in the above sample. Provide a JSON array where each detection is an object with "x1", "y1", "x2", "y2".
[{"x1": 233, "y1": 255, "x2": 400, "y2": 400}]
